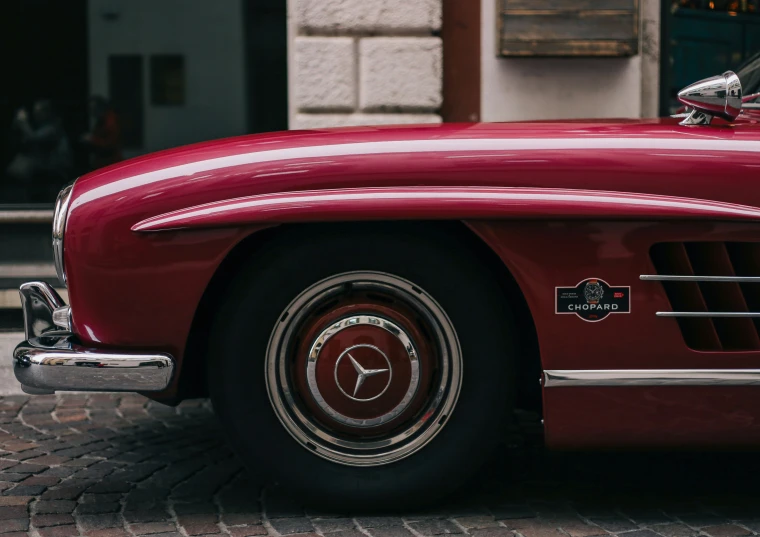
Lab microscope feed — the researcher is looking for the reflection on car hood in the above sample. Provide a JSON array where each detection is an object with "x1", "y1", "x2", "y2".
[{"x1": 69, "y1": 119, "x2": 760, "y2": 222}]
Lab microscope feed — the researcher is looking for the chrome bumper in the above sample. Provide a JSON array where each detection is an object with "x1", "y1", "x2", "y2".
[{"x1": 14, "y1": 282, "x2": 174, "y2": 394}]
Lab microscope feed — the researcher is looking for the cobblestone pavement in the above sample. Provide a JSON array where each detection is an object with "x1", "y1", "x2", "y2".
[{"x1": 2, "y1": 395, "x2": 760, "y2": 537}]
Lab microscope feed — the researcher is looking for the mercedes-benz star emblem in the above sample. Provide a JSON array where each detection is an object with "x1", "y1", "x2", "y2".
[
  {"x1": 347, "y1": 353, "x2": 388, "y2": 396},
  {"x1": 334, "y1": 344, "x2": 392, "y2": 402}
]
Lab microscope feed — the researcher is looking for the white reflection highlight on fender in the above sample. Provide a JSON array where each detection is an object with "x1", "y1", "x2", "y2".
[{"x1": 70, "y1": 138, "x2": 760, "y2": 211}]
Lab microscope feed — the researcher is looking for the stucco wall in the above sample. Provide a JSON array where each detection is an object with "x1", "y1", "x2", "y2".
[
  {"x1": 481, "y1": 0, "x2": 660, "y2": 122},
  {"x1": 288, "y1": 0, "x2": 443, "y2": 129}
]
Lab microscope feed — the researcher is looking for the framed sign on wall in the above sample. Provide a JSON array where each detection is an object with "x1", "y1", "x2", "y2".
[{"x1": 498, "y1": 0, "x2": 639, "y2": 57}]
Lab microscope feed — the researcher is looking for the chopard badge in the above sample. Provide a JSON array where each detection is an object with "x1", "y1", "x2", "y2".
[{"x1": 555, "y1": 278, "x2": 630, "y2": 322}]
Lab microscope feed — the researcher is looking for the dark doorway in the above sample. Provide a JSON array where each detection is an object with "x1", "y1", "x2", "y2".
[
  {"x1": 244, "y1": 0, "x2": 288, "y2": 134},
  {"x1": 0, "y1": 0, "x2": 89, "y2": 205}
]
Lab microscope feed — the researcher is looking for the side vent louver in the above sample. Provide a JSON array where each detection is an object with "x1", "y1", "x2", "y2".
[{"x1": 644, "y1": 242, "x2": 760, "y2": 351}]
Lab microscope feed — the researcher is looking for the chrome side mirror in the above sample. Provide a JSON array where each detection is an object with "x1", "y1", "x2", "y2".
[{"x1": 677, "y1": 71, "x2": 742, "y2": 126}]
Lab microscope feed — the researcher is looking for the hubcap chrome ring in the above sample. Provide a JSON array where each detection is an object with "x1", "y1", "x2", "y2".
[{"x1": 265, "y1": 271, "x2": 462, "y2": 467}]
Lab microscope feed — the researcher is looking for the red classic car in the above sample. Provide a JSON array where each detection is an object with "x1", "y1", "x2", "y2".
[{"x1": 12, "y1": 58, "x2": 760, "y2": 507}]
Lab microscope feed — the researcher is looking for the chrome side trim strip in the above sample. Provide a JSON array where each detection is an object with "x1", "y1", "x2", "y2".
[
  {"x1": 656, "y1": 312, "x2": 760, "y2": 317},
  {"x1": 544, "y1": 369, "x2": 760, "y2": 387},
  {"x1": 640, "y1": 275, "x2": 760, "y2": 282}
]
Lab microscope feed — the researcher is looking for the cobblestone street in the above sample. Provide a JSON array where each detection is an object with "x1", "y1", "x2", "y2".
[{"x1": 2, "y1": 395, "x2": 760, "y2": 537}]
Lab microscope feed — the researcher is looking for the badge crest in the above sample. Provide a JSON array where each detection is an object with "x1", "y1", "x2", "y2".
[{"x1": 556, "y1": 278, "x2": 630, "y2": 322}]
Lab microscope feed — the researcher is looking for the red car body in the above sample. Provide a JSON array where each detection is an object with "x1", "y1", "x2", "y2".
[{"x1": 59, "y1": 107, "x2": 760, "y2": 450}]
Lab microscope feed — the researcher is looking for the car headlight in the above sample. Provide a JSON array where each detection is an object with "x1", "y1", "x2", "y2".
[{"x1": 53, "y1": 184, "x2": 74, "y2": 287}]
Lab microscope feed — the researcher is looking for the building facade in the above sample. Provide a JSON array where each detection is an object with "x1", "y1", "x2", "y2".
[{"x1": 288, "y1": 0, "x2": 662, "y2": 128}]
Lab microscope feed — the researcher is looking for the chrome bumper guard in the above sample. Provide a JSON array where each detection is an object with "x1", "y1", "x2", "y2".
[{"x1": 14, "y1": 282, "x2": 174, "y2": 394}]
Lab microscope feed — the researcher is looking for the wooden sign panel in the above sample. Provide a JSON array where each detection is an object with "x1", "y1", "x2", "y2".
[{"x1": 498, "y1": 0, "x2": 639, "y2": 57}]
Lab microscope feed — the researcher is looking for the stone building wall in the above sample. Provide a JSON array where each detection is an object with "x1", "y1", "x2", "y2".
[{"x1": 289, "y1": 0, "x2": 443, "y2": 129}]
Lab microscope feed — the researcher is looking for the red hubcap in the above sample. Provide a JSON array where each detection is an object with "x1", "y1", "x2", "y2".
[{"x1": 293, "y1": 300, "x2": 436, "y2": 434}]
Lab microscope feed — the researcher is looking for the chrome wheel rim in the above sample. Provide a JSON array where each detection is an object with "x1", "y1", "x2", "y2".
[{"x1": 265, "y1": 271, "x2": 462, "y2": 467}]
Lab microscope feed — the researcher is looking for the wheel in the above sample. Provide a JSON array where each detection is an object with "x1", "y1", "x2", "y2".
[{"x1": 208, "y1": 224, "x2": 515, "y2": 508}]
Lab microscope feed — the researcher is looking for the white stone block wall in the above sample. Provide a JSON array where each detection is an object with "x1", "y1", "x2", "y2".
[{"x1": 289, "y1": 0, "x2": 443, "y2": 129}]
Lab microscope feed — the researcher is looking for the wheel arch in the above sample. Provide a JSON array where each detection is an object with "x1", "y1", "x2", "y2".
[{"x1": 178, "y1": 221, "x2": 542, "y2": 416}]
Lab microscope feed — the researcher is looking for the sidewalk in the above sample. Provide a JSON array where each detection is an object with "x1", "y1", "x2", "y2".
[{"x1": 0, "y1": 333, "x2": 23, "y2": 396}]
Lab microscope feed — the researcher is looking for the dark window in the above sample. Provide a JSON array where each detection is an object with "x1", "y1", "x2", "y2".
[
  {"x1": 150, "y1": 55, "x2": 185, "y2": 106},
  {"x1": 109, "y1": 55, "x2": 144, "y2": 148}
]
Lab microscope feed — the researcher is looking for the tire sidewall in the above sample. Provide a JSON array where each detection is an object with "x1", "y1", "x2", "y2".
[{"x1": 208, "y1": 224, "x2": 515, "y2": 506}]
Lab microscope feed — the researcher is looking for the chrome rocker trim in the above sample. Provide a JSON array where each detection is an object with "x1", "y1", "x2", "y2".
[
  {"x1": 544, "y1": 369, "x2": 760, "y2": 387},
  {"x1": 14, "y1": 282, "x2": 174, "y2": 394}
]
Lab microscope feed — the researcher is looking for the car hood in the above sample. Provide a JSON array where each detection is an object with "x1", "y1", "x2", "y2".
[{"x1": 69, "y1": 119, "x2": 760, "y2": 224}]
